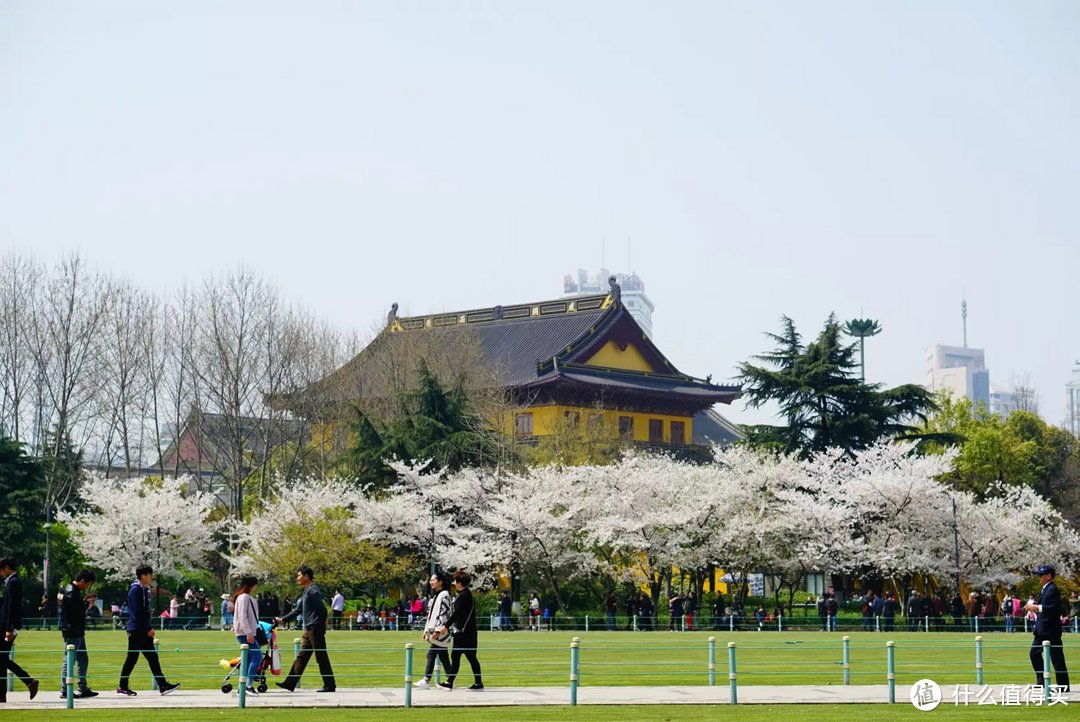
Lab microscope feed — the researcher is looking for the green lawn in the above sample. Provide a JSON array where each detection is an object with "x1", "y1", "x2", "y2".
[{"x1": 4, "y1": 628, "x2": 1067, "y2": 693}]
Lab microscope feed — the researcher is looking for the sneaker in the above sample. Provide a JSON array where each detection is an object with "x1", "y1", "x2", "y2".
[
  {"x1": 245, "y1": 686, "x2": 259, "y2": 696},
  {"x1": 468, "y1": 683, "x2": 485, "y2": 691},
  {"x1": 116, "y1": 688, "x2": 137, "y2": 697},
  {"x1": 158, "y1": 682, "x2": 180, "y2": 696},
  {"x1": 413, "y1": 679, "x2": 430, "y2": 689},
  {"x1": 75, "y1": 689, "x2": 99, "y2": 699},
  {"x1": 315, "y1": 687, "x2": 336, "y2": 693},
  {"x1": 437, "y1": 682, "x2": 454, "y2": 691}
]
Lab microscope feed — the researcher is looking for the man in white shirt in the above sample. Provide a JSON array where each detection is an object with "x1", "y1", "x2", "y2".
[{"x1": 330, "y1": 590, "x2": 345, "y2": 630}]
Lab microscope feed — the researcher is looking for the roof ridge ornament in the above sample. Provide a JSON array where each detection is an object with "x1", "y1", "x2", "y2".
[
  {"x1": 608, "y1": 275, "x2": 622, "y2": 307},
  {"x1": 387, "y1": 302, "x2": 398, "y2": 326}
]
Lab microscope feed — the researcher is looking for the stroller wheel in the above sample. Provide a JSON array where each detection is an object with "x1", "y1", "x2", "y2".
[
  {"x1": 257, "y1": 683, "x2": 268, "y2": 693},
  {"x1": 221, "y1": 683, "x2": 233, "y2": 693}
]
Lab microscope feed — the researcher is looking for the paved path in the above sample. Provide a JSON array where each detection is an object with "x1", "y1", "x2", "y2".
[{"x1": 1, "y1": 684, "x2": 902, "y2": 709}]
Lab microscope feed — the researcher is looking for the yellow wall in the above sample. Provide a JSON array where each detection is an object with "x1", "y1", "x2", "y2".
[
  {"x1": 511, "y1": 404, "x2": 693, "y2": 444},
  {"x1": 583, "y1": 340, "x2": 657, "y2": 373}
]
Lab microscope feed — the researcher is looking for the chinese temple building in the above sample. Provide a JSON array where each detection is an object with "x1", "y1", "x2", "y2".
[{"x1": 309, "y1": 278, "x2": 740, "y2": 453}]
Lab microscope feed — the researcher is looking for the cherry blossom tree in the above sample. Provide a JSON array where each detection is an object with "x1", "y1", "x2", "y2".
[{"x1": 61, "y1": 473, "x2": 223, "y2": 581}]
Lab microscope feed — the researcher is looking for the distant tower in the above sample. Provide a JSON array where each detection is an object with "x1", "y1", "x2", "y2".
[{"x1": 562, "y1": 268, "x2": 654, "y2": 337}]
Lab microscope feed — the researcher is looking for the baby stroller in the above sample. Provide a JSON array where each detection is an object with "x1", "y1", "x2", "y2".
[{"x1": 219, "y1": 621, "x2": 280, "y2": 693}]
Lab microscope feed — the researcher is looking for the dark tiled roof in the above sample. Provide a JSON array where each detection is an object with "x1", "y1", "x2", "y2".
[
  {"x1": 462, "y1": 310, "x2": 605, "y2": 386},
  {"x1": 692, "y1": 408, "x2": 745, "y2": 446},
  {"x1": 309, "y1": 291, "x2": 740, "y2": 408},
  {"x1": 532, "y1": 364, "x2": 739, "y2": 403}
]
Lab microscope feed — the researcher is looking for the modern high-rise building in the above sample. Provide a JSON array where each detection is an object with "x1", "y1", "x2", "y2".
[
  {"x1": 1067, "y1": 362, "x2": 1080, "y2": 437},
  {"x1": 924, "y1": 344, "x2": 991, "y2": 411},
  {"x1": 563, "y1": 268, "x2": 654, "y2": 338},
  {"x1": 988, "y1": 385, "x2": 1017, "y2": 418}
]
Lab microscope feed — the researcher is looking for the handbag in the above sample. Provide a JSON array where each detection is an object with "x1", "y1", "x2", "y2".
[{"x1": 247, "y1": 597, "x2": 268, "y2": 647}]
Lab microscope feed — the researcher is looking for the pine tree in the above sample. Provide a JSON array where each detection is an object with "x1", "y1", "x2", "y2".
[{"x1": 739, "y1": 315, "x2": 935, "y2": 457}]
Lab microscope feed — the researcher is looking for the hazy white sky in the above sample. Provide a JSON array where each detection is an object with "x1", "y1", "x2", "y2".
[{"x1": 2, "y1": 1, "x2": 1078, "y2": 426}]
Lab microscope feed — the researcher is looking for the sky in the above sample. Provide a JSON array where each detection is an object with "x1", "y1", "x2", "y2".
[{"x1": 2, "y1": 1, "x2": 1078, "y2": 427}]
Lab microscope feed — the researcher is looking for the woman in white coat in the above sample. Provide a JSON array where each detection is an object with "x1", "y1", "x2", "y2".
[{"x1": 414, "y1": 572, "x2": 452, "y2": 689}]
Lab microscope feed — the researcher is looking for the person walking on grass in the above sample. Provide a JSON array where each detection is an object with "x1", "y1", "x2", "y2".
[
  {"x1": 413, "y1": 572, "x2": 452, "y2": 689},
  {"x1": 1025, "y1": 564, "x2": 1070, "y2": 692},
  {"x1": 59, "y1": 570, "x2": 99, "y2": 699},
  {"x1": 0, "y1": 557, "x2": 39, "y2": 704},
  {"x1": 232, "y1": 576, "x2": 264, "y2": 696},
  {"x1": 116, "y1": 565, "x2": 180, "y2": 697},
  {"x1": 274, "y1": 566, "x2": 336, "y2": 693},
  {"x1": 439, "y1": 570, "x2": 484, "y2": 691}
]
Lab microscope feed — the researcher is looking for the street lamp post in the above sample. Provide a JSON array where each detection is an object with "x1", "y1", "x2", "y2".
[
  {"x1": 154, "y1": 527, "x2": 162, "y2": 615},
  {"x1": 43, "y1": 508, "x2": 53, "y2": 615},
  {"x1": 950, "y1": 496, "x2": 962, "y2": 592},
  {"x1": 843, "y1": 319, "x2": 882, "y2": 382}
]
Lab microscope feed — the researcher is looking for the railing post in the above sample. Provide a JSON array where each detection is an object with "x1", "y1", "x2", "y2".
[
  {"x1": 924, "y1": 615, "x2": 930, "y2": 633},
  {"x1": 886, "y1": 641, "x2": 895, "y2": 703},
  {"x1": 632, "y1": 614, "x2": 638, "y2": 632},
  {"x1": 65, "y1": 643, "x2": 76, "y2": 709},
  {"x1": 842, "y1": 635, "x2": 850, "y2": 685},
  {"x1": 1023, "y1": 617, "x2": 1028, "y2": 634},
  {"x1": 727, "y1": 642, "x2": 737, "y2": 704},
  {"x1": 238, "y1": 644, "x2": 249, "y2": 708},
  {"x1": 7, "y1": 645, "x2": 14, "y2": 692},
  {"x1": 729, "y1": 614, "x2": 734, "y2": 633},
  {"x1": 974, "y1": 617, "x2": 980, "y2": 634},
  {"x1": 151, "y1": 638, "x2": 160, "y2": 690},
  {"x1": 404, "y1": 643, "x2": 413, "y2": 709},
  {"x1": 778, "y1": 614, "x2": 783, "y2": 633},
  {"x1": 570, "y1": 637, "x2": 580, "y2": 706},
  {"x1": 293, "y1": 638, "x2": 302, "y2": 689},
  {"x1": 585, "y1": 615, "x2": 589, "y2": 632},
  {"x1": 1042, "y1": 640, "x2": 1052, "y2": 703},
  {"x1": 975, "y1": 636, "x2": 984, "y2": 685},
  {"x1": 708, "y1": 637, "x2": 716, "y2": 686},
  {"x1": 875, "y1": 615, "x2": 881, "y2": 633}
]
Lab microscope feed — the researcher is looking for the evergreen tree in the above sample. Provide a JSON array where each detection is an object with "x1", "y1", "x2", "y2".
[
  {"x1": 739, "y1": 315, "x2": 936, "y2": 457},
  {"x1": 0, "y1": 436, "x2": 47, "y2": 563},
  {"x1": 344, "y1": 359, "x2": 501, "y2": 491}
]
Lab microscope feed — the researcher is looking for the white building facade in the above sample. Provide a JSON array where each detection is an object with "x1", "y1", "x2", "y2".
[
  {"x1": 924, "y1": 344, "x2": 991, "y2": 411},
  {"x1": 1067, "y1": 362, "x2": 1080, "y2": 437},
  {"x1": 563, "y1": 268, "x2": 655, "y2": 338}
]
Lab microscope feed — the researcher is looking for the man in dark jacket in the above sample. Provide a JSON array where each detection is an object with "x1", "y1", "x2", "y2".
[
  {"x1": 1024, "y1": 564, "x2": 1070, "y2": 691},
  {"x1": 59, "y1": 570, "x2": 99, "y2": 698},
  {"x1": 116, "y1": 565, "x2": 179, "y2": 696},
  {"x1": 274, "y1": 565, "x2": 336, "y2": 692},
  {"x1": 0, "y1": 557, "x2": 39, "y2": 703},
  {"x1": 440, "y1": 569, "x2": 484, "y2": 690}
]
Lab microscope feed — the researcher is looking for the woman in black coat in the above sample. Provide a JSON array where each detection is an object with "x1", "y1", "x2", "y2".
[{"x1": 440, "y1": 570, "x2": 484, "y2": 690}]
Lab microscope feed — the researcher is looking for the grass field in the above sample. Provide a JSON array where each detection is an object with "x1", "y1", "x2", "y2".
[
  {"x1": 0, "y1": 706, "x2": 1076, "y2": 721},
  {"x1": 3, "y1": 628, "x2": 1069, "y2": 693}
]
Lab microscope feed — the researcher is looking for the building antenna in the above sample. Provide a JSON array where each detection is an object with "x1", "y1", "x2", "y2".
[{"x1": 961, "y1": 297, "x2": 968, "y2": 348}]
